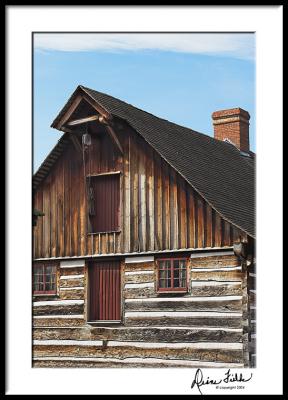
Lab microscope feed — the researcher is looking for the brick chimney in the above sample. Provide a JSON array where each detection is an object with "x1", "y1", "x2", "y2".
[{"x1": 212, "y1": 108, "x2": 250, "y2": 152}]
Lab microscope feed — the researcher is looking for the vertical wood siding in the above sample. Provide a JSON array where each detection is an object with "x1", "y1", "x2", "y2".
[{"x1": 33, "y1": 128, "x2": 245, "y2": 259}]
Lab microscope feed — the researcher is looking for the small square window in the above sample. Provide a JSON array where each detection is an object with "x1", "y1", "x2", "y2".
[
  {"x1": 157, "y1": 258, "x2": 187, "y2": 292},
  {"x1": 33, "y1": 264, "x2": 57, "y2": 295}
]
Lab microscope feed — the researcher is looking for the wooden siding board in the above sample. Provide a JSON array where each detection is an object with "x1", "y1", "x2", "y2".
[
  {"x1": 179, "y1": 178, "x2": 187, "y2": 249},
  {"x1": 196, "y1": 194, "x2": 205, "y2": 248},
  {"x1": 138, "y1": 144, "x2": 146, "y2": 252},
  {"x1": 162, "y1": 161, "x2": 170, "y2": 250},
  {"x1": 123, "y1": 135, "x2": 130, "y2": 253},
  {"x1": 152, "y1": 156, "x2": 160, "y2": 251},
  {"x1": 130, "y1": 136, "x2": 139, "y2": 252},
  {"x1": 171, "y1": 169, "x2": 178, "y2": 250},
  {"x1": 206, "y1": 204, "x2": 213, "y2": 248},
  {"x1": 33, "y1": 125, "x2": 239, "y2": 260}
]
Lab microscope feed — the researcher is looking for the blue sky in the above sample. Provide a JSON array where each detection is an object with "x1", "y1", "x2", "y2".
[{"x1": 33, "y1": 33, "x2": 255, "y2": 171}]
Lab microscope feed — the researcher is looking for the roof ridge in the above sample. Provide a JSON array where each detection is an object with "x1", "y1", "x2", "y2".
[
  {"x1": 42, "y1": 85, "x2": 255, "y2": 238},
  {"x1": 80, "y1": 85, "x2": 221, "y2": 144}
]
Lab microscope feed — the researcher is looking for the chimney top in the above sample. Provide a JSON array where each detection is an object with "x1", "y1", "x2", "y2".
[
  {"x1": 212, "y1": 107, "x2": 250, "y2": 152},
  {"x1": 212, "y1": 107, "x2": 250, "y2": 121}
]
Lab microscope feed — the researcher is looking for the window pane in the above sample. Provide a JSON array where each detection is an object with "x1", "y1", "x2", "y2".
[
  {"x1": 44, "y1": 265, "x2": 56, "y2": 292},
  {"x1": 159, "y1": 279, "x2": 166, "y2": 288},
  {"x1": 179, "y1": 260, "x2": 186, "y2": 287},
  {"x1": 159, "y1": 260, "x2": 170, "y2": 270},
  {"x1": 158, "y1": 260, "x2": 172, "y2": 289},
  {"x1": 33, "y1": 272, "x2": 44, "y2": 291},
  {"x1": 173, "y1": 259, "x2": 186, "y2": 289},
  {"x1": 33, "y1": 265, "x2": 44, "y2": 291}
]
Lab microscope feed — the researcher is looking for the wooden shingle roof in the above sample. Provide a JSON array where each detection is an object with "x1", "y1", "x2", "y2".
[{"x1": 35, "y1": 85, "x2": 255, "y2": 238}]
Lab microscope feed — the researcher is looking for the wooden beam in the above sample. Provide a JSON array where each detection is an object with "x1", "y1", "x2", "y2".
[
  {"x1": 55, "y1": 95, "x2": 82, "y2": 130},
  {"x1": 86, "y1": 171, "x2": 121, "y2": 178},
  {"x1": 67, "y1": 115, "x2": 100, "y2": 126},
  {"x1": 105, "y1": 125, "x2": 123, "y2": 154},
  {"x1": 81, "y1": 93, "x2": 112, "y2": 120}
]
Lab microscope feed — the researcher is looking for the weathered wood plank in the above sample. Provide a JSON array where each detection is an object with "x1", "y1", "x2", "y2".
[
  {"x1": 206, "y1": 204, "x2": 213, "y2": 248},
  {"x1": 138, "y1": 145, "x2": 146, "y2": 252},
  {"x1": 124, "y1": 262, "x2": 155, "y2": 272},
  {"x1": 59, "y1": 288, "x2": 85, "y2": 300},
  {"x1": 188, "y1": 187, "x2": 196, "y2": 248},
  {"x1": 123, "y1": 135, "x2": 130, "y2": 253},
  {"x1": 223, "y1": 220, "x2": 231, "y2": 247},
  {"x1": 214, "y1": 212, "x2": 222, "y2": 247},
  {"x1": 33, "y1": 341, "x2": 243, "y2": 363},
  {"x1": 61, "y1": 266, "x2": 85, "y2": 276},
  {"x1": 191, "y1": 281, "x2": 242, "y2": 297},
  {"x1": 63, "y1": 149, "x2": 71, "y2": 256},
  {"x1": 79, "y1": 160, "x2": 86, "y2": 256},
  {"x1": 131, "y1": 136, "x2": 139, "y2": 252},
  {"x1": 33, "y1": 316, "x2": 85, "y2": 327},
  {"x1": 169, "y1": 169, "x2": 178, "y2": 249},
  {"x1": 50, "y1": 170, "x2": 57, "y2": 257},
  {"x1": 179, "y1": 179, "x2": 187, "y2": 249},
  {"x1": 191, "y1": 270, "x2": 243, "y2": 282},
  {"x1": 58, "y1": 161, "x2": 65, "y2": 257},
  {"x1": 125, "y1": 312, "x2": 242, "y2": 328},
  {"x1": 33, "y1": 326, "x2": 243, "y2": 343},
  {"x1": 125, "y1": 297, "x2": 242, "y2": 312},
  {"x1": 125, "y1": 273, "x2": 155, "y2": 284},
  {"x1": 147, "y1": 146, "x2": 155, "y2": 251},
  {"x1": 123, "y1": 287, "x2": 156, "y2": 299},
  {"x1": 60, "y1": 276, "x2": 84, "y2": 288},
  {"x1": 33, "y1": 301, "x2": 84, "y2": 316},
  {"x1": 32, "y1": 357, "x2": 244, "y2": 369},
  {"x1": 250, "y1": 307, "x2": 256, "y2": 320},
  {"x1": 155, "y1": 157, "x2": 163, "y2": 250},
  {"x1": 42, "y1": 179, "x2": 51, "y2": 258},
  {"x1": 196, "y1": 194, "x2": 205, "y2": 248},
  {"x1": 190, "y1": 255, "x2": 239, "y2": 269},
  {"x1": 162, "y1": 161, "x2": 170, "y2": 249},
  {"x1": 249, "y1": 290, "x2": 256, "y2": 307}
]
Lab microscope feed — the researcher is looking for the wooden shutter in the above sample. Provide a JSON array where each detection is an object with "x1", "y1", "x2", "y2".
[
  {"x1": 89, "y1": 261, "x2": 121, "y2": 321},
  {"x1": 89, "y1": 174, "x2": 120, "y2": 233}
]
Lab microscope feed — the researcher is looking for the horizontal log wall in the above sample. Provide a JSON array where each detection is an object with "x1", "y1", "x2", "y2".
[
  {"x1": 33, "y1": 254, "x2": 248, "y2": 368},
  {"x1": 33, "y1": 128, "x2": 246, "y2": 259},
  {"x1": 248, "y1": 262, "x2": 256, "y2": 367}
]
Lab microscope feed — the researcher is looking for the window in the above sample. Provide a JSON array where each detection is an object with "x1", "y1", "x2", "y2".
[
  {"x1": 33, "y1": 264, "x2": 57, "y2": 295},
  {"x1": 157, "y1": 258, "x2": 187, "y2": 292},
  {"x1": 87, "y1": 173, "x2": 120, "y2": 233}
]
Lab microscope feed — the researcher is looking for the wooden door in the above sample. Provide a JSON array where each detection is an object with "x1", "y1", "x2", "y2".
[{"x1": 89, "y1": 261, "x2": 121, "y2": 321}]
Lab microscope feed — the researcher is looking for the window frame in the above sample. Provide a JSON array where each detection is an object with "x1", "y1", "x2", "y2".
[
  {"x1": 156, "y1": 257, "x2": 188, "y2": 293},
  {"x1": 86, "y1": 171, "x2": 121, "y2": 234},
  {"x1": 33, "y1": 263, "x2": 58, "y2": 295}
]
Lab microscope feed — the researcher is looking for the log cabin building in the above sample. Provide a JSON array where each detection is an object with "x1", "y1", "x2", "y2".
[{"x1": 32, "y1": 85, "x2": 256, "y2": 368}]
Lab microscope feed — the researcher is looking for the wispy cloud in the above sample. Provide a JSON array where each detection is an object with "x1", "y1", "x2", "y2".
[{"x1": 34, "y1": 33, "x2": 255, "y2": 60}]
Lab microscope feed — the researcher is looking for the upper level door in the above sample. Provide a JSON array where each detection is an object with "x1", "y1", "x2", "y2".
[{"x1": 88, "y1": 261, "x2": 121, "y2": 321}]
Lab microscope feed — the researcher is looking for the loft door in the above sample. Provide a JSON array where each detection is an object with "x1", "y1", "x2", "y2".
[{"x1": 89, "y1": 261, "x2": 121, "y2": 321}]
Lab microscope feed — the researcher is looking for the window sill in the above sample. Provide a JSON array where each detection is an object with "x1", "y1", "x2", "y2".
[
  {"x1": 87, "y1": 231, "x2": 121, "y2": 235},
  {"x1": 32, "y1": 293, "x2": 58, "y2": 298},
  {"x1": 87, "y1": 320, "x2": 122, "y2": 326},
  {"x1": 157, "y1": 290, "x2": 188, "y2": 294}
]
